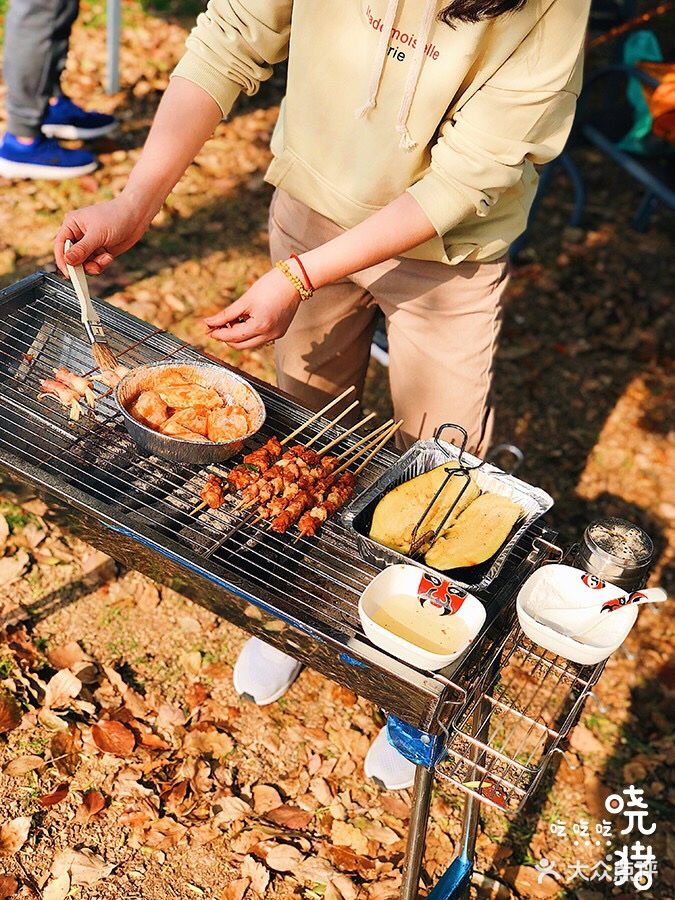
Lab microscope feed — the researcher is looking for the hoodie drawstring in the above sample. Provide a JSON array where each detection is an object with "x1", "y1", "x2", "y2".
[
  {"x1": 355, "y1": 0, "x2": 438, "y2": 151},
  {"x1": 396, "y1": 0, "x2": 437, "y2": 150},
  {"x1": 355, "y1": 0, "x2": 401, "y2": 118}
]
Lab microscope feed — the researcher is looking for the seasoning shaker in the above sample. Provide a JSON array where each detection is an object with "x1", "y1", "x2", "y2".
[{"x1": 575, "y1": 517, "x2": 654, "y2": 592}]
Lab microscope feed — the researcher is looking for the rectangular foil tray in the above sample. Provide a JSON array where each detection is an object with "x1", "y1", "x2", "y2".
[{"x1": 341, "y1": 439, "x2": 554, "y2": 592}]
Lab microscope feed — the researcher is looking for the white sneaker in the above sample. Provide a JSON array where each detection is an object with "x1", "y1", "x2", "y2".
[
  {"x1": 364, "y1": 726, "x2": 416, "y2": 790},
  {"x1": 233, "y1": 637, "x2": 302, "y2": 706}
]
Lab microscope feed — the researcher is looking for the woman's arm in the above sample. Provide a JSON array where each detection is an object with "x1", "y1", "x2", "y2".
[
  {"x1": 54, "y1": 78, "x2": 222, "y2": 274},
  {"x1": 204, "y1": 193, "x2": 436, "y2": 349}
]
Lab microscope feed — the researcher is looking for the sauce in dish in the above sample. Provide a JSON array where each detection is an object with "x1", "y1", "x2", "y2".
[{"x1": 371, "y1": 593, "x2": 471, "y2": 655}]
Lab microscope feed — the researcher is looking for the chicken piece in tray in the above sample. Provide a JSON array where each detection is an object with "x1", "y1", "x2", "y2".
[
  {"x1": 162, "y1": 405, "x2": 209, "y2": 437},
  {"x1": 38, "y1": 379, "x2": 82, "y2": 421},
  {"x1": 156, "y1": 382, "x2": 223, "y2": 410},
  {"x1": 130, "y1": 390, "x2": 170, "y2": 429},
  {"x1": 160, "y1": 419, "x2": 207, "y2": 441},
  {"x1": 53, "y1": 367, "x2": 96, "y2": 408},
  {"x1": 206, "y1": 405, "x2": 250, "y2": 443}
]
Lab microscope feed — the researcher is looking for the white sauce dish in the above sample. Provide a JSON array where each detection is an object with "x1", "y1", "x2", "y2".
[{"x1": 359, "y1": 564, "x2": 486, "y2": 671}]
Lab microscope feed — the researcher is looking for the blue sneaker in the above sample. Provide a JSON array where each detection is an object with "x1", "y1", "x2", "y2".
[
  {"x1": 0, "y1": 133, "x2": 97, "y2": 180},
  {"x1": 41, "y1": 95, "x2": 116, "y2": 141}
]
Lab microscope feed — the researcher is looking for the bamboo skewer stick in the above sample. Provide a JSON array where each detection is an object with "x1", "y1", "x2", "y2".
[
  {"x1": 333, "y1": 419, "x2": 393, "y2": 461},
  {"x1": 316, "y1": 411, "x2": 376, "y2": 455},
  {"x1": 331, "y1": 420, "x2": 402, "y2": 478},
  {"x1": 279, "y1": 386, "x2": 355, "y2": 446},
  {"x1": 353, "y1": 421, "x2": 403, "y2": 475},
  {"x1": 304, "y1": 400, "x2": 359, "y2": 447}
]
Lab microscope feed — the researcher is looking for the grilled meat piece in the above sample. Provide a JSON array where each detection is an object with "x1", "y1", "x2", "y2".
[
  {"x1": 131, "y1": 390, "x2": 170, "y2": 429},
  {"x1": 157, "y1": 382, "x2": 224, "y2": 410},
  {"x1": 206, "y1": 405, "x2": 250, "y2": 442},
  {"x1": 53, "y1": 367, "x2": 95, "y2": 408},
  {"x1": 38, "y1": 378, "x2": 82, "y2": 421},
  {"x1": 162, "y1": 404, "x2": 209, "y2": 437},
  {"x1": 200, "y1": 474, "x2": 225, "y2": 510}
]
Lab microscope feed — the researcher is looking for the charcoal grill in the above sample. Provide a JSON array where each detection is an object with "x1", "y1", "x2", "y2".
[{"x1": 0, "y1": 273, "x2": 609, "y2": 900}]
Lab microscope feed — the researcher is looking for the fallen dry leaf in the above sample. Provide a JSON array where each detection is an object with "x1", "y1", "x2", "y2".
[
  {"x1": 214, "y1": 796, "x2": 250, "y2": 825},
  {"x1": 331, "y1": 874, "x2": 358, "y2": 900},
  {"x1": 143, "y1": 817, "x2": 187, "y2": 850},
  {"x1": 4, "y1": 754, "x2": 43, "y2": 777},
  {"x1": 362, "y1": 822, "x2": 400, "y2": 846},
  {"x1": 74, "y1": 790, "x2": 106, "y2": 824},
  {"x1": 42, "y1": 871, "x2": 70, "y2": 900},
  {"x1": 0, "y1": 551, "x2": 29, "y2": 588},
  {"x1": 0, "y1": 875, "x2": 18, "y2": 899},
  {"x1": 38, "y1": 783, "x2": 69, "y2": 807},
  {"x1": 0, "y1": 817, "x2": 31, "y2": 856},
  {"x1": 0, "y1": 514, "x2": 9, "y2": 549},
  {"x1": 50, "y1": 728, "x2": 81, "y2": 776},
  {"x1": 296, "y1": 856, "x2": 336, "y2": 885},
  {"x1": 102, "y1": 665, "x2": 148, "y2": 719},
  {"x1": 331, "y1": 820, "x2": 369, "y2": 856},
  {"x1": 43, "y1": 669, "x2": 82, "y2": 709},
  {"x1": 220, "y1": 878, "x2": 250, "y2": 900},
  {"x1": 265, "y1": 843, "x2": 304, "y2": 872},
  {"x1": 47, "y1": 641, "x2": 87, "y2": 670},
  {"x1": 182, "y1": 650, "x2": 202, "y2": 676},
  {"x1": 325, "y1": 844, "x2": 376, "y2": 878},
  {"x1": 185, "y1": 682, "x2": 209, "y2": 709},
  {"x1": 37, "y1": 708, "x2": 68, "y2": 731},
  {"x1": 240, "y1": 856, "x2": 269, "y2": 896},
  {"x1": 183, "y1": 728, "x2": 233, "y2": 759},
  {"x1": 0, "y1": 690, "x2": 22, "y2": 735},
  {"x1": 51, "y1": 848, "x2": 114, "y2": 885},
  {"x1": 92, "y1": 720, "x2": 136, "y2": 756},
  {"x1": 266, "y1": 805, "x2": 313, "y2": 830},
  {"x1": 252, "y1": 784, "x2": 282, "y2": 814}
]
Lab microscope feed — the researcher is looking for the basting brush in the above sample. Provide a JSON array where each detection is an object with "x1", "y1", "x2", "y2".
[{"x1": 64, "y1": 238, "x2": 118, "y2": 372}]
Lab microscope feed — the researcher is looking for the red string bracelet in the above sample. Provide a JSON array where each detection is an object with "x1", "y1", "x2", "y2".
[{"x1": 290, "y1": 253, "x2": 315, "y2": 294}]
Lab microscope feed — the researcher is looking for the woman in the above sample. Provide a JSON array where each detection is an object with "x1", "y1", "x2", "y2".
[{"x1": 55, "y1": 0, "x2": 590, "y2": 789}]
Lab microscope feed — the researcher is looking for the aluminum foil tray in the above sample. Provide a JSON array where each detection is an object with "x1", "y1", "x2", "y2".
[{"x1": 342, "y1": 439, "x2": 554, "y2": 591}]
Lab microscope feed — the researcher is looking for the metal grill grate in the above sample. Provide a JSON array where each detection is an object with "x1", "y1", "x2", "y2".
[
  {"x1": 0, "y1": 275, "x2": 402, "y2": 636},
  {"x1": 0, "y1": 273, "x2": 605, "y2": 758}
]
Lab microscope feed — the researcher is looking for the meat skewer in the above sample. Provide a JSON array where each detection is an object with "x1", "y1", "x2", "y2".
[
  {"x1": 53, "y1": 367, "x2": 96, "y2": 408},
  {"x1": 38, "y1": 378, "x2": 82, "y2": 421},
  {"x1": 258, "y1": 422, "x2": 401, "y2": 537},
  {"x1": 291, "y1": 422, "x2": 402, "y2": 539},
  {"x1": 93, "y1": 364, "x2": 130, "y2": 390},
  {"x1": 296, "y1": 472, "x2": 357, "y2": 537},
  {"x1": 226, "y1": 396, "x2": 359, "y2": 494},
  {"x1": 197, "y1": 474, "x2": 225, "y2": 511},
  {"x1": 227, "y1": 436, "x2": 283, "y2": 491},
  {"x1": 191, "y1": 399, "x2": 368, "y2": 517}
]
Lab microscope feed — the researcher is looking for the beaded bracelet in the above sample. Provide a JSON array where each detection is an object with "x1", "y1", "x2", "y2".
[
  {"x1": 275, "y1": 259, "x2": 314, "y2": 301},
  {"x1": 290, "y1": 253, "x2": 315, "y2": 293}
]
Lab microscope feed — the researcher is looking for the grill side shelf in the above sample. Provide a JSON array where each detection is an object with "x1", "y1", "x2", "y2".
[{"x1": 434, "y1": 625, "x2": 605, "y2": 814}]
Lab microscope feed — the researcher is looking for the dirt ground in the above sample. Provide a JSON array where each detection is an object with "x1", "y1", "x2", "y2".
[{"x1": 0, "y1": 2, "x2": 673, "y2": 899}]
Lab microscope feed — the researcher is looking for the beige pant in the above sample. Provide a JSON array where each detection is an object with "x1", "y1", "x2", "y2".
[{"x1": 268, "y1": 190, "x2": 509, "y2": 456}]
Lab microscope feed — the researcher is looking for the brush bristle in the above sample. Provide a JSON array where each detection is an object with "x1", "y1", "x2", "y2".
[{"x1": 92, "y1": 342, "x2": 118, "y2": 371}]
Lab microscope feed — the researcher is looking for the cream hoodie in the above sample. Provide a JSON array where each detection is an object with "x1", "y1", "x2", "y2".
[{"x1": 172, "y1": 0, "x2": 590, "y2": 265}]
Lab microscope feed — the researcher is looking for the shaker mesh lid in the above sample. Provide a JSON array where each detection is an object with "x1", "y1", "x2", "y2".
[{"x1": 585, "y1": 517, "x2": 654, "y2": 565}]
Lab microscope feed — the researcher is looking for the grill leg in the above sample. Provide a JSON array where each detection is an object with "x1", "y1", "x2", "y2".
[
  {"x1": 400, "y1": 764, "x2": 434, "y2": 900},
  {"x1": 428, "y1": 685, "x2": 495, "y2": 900}
]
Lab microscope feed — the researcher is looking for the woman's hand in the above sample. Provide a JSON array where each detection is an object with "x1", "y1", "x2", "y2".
[
  {"x1": 204, "y1": 267, "x2": 301, "y2": 350},
  {"x1": 54, "y1": 194, "x2": 152, "y2": 276}
]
